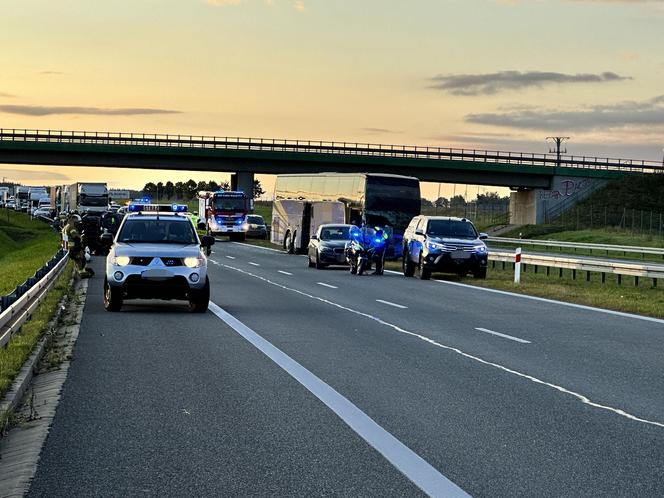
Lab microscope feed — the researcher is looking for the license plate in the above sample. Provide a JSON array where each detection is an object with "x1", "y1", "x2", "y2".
[
  {"x1": 451, "y1": 250, "x2": 471, "y2": 260},
  {"x1": 141, "y1": 269, "x2": 173, "y2": 279}
]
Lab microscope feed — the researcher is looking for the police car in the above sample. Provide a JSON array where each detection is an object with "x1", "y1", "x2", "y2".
[{"x1": 103, "y1": 203, "x2": 215, "y2": 312}]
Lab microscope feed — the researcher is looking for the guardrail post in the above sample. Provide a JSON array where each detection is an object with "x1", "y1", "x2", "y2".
[
  {"x1": 653, "y1": 278, "x2": 657, "y2": 288},
  {"x1": 635, "y1": 276, "x2": 639, "y2": 287},
  {"x1": 514, "y1": 248, "x2": 521, "y2": 284},
  {"x1": 601, "y1": 273, "x2": 606, "y2": 284}
]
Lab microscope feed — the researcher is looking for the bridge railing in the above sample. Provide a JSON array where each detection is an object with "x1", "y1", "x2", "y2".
[{"x1": 1, "y1": 128, "x2": 663, "y2": 174}]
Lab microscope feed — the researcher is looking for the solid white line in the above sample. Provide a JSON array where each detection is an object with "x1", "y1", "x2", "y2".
[
  {"x1": 435, "y1": 279, "x2": 664, "y2": 325},
  {"x1": 474, "y1": 327, "x2": 531, "y2": 344},
  {"x1": 208, "y1": 301, "x2": 469, "y2": 498},
  {"x1": 376, "y1": 299, "x2": 408, "y2": 309},
  {"x1": 278, "y1": 270, "x2": 293, "y2": 276},
  {"x1": 219, "y1": 263, "x2": 664, "y2": 430},
  {"x1": 317, "y1": 282, "x2": 338, "y2": 289},
  {"x1": 248, "y1": 262, "x2": 260, "y2": 266},
  {"x1": 225, "y1": 255, "x2": 236, "y2": 260}
]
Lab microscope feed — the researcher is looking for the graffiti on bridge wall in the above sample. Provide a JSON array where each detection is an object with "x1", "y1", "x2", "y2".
[{"x1": 539, "y1": 179, "x2": 592, "y2": 200}]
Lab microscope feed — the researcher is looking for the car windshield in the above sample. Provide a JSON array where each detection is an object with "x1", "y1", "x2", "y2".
[
  {"x1": 320, "y1": 226, "x2": 350, "y2": 240},
  {"x1": 427, "y1": 220, "x2": 477, "y2": 238},
  {"x1": 117, "y1": 218, "x2": 198, "y2": 244},
  {"x1": 246, "y1": 215, "x2": 264, "y2": 223}
]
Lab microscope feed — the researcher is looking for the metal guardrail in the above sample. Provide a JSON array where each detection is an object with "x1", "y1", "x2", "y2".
[
  {"x1": 488, "y1": 237, "x2": 664, "y2": 258},
  {"x1": 1, "y1": 128, "x2": 663, "y2": 174},
  {"x1": 0, "y1": 252, "x2": 69, "y2": 349},
  {"x1": 489, "y1": 250, "x2": 664, "y2": 284}
]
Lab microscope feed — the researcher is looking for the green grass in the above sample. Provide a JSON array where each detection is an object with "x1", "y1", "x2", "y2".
[
  {"x1": 0, "y1": 261, "x2": 74, "y2": 399},
  {"x1": 0, "y1": 209, "x2": 61, "y2": 296},
  {"x1": 385, "y1": 260, "x2": 664, "y2": 318}
]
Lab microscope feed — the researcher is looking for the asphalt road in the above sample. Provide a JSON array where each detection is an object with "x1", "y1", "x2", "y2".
[{"x1": 28, "y1": 241, "x2": 664, "y2": 497}]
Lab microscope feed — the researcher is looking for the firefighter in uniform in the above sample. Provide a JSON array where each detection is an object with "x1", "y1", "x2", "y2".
[{"x1": 63, "y1": 213, "x2": 94, "y2": 278}]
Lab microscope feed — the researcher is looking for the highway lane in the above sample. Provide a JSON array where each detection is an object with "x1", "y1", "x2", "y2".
[
  {"x1": 205, "y1": 241, "x2": 664, "y2": 495},
  {"x1": 27, "y1": 259, "x2": 424, "y2": 497},
  {"x1": 27, "y1": 243, "x2": 664, "y2": 496},
  {"x1": 219, "y1": 242, "x2": 664, "y2": 422}
]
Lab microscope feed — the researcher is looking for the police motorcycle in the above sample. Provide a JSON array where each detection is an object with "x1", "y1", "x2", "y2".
[{"x1": 345, "y1": 225, "x2": 388, "y2": 276}]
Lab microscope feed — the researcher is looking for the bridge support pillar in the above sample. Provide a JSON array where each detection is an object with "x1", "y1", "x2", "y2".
[
  {"x1": 230, "y1": 172, "x2": 254, "y2": 199},
  {"x1": 509, "y1": 175, "x2": 608, "y2": 225}
]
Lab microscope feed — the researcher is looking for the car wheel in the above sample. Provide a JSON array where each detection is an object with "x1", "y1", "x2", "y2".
[
  {"x1": 402, "y1": 252, "x2": 415, "y2": 277},
  {"x1": 315, "y1": 251, "x2": 324, "y2": 270},
  {"x1": 475, "y1": 267, "x2": 487, "y2": 279},
  {"x1": 189, "y1": 277, "x2": 210, "y2": 313},
  {"x1": 417, "y1": 255, "x2": 431, "y2": 280},
  {"x1": 103, "y1": 278, "x2": 123, "y2": 312}
]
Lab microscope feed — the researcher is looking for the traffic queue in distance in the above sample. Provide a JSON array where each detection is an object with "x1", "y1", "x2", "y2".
[{"x1": 270, "y1": 173, "x2": 489, "y2": 280}]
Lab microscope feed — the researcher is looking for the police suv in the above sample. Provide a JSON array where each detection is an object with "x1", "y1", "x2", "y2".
[{"x1": 103, "y1": 204, "x2": 215, "y2": 312}]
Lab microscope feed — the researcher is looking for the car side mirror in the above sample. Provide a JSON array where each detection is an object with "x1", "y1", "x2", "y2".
[
  {"x1": 201, "y1": 235, "x2": 215, "y2": 247},
  {"x1": 100, "y1": 232, "x2": 114, "y2": 245},
  {"x1": 479, "y1": 232, "x2": 488, "y2": 240},
  {"x1": 415, "y1": 229, "x2": 424, "y2": 236}
]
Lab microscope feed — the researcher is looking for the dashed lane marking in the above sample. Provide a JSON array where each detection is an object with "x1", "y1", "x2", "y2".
[
  {"x1": 317, "y1": 282, "x2": 338, "y2": 289},
  {"x1": 474, "y1": 327, "x2": 531, "y2": 344},
  {"x1": 278, "y1": 270, "x2": 293, "y2": 276},
  {"x1": 376, "y1": 299, "x2": 408, "y2": 309}
]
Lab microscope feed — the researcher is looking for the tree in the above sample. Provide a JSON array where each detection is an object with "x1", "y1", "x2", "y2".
[
  {"x1": 142, "y1": 182, "x2": 157, "y2": 198},
  {"x1": 174, "y1": 181, "x2": 184, "y2": 199},
  {"x1": 165, "y1": 181, "x2": 175, "y2": 200},
  {"x1": 253, "y1": 179, "x2": 265, "y2": 199},
  {"x1": 421, "y1": 197, "x2": 433, "y2": 208},
  {"x1": 156, "y1": 182, "x2": 164, "y2": 201},
  {"x1": 185, "y1": 179, "x2": 198, "y2": 198},
  {"x1": 434, "y1": 197, "x2": 449, "y2": 209}
]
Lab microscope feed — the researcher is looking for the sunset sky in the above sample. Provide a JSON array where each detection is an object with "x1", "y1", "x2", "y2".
[{"x1": 2, "y1": 0, "x2": 663, "y2": 199}]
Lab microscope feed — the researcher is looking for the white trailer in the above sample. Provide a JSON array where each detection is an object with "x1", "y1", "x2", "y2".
[{"x1": 271, "y1": 200, "x2": 345, "y2": 253}]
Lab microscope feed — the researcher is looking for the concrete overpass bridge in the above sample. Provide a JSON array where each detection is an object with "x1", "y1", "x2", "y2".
[{"x1": 1, "y1": 128, "x2": 661, "y2": 223}]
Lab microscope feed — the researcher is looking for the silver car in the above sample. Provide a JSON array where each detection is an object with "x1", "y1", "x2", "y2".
[{"x1": 103, "y1": 205, "x2": 215, "y2": 312}]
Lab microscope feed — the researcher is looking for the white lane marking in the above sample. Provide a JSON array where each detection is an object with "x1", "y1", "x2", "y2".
[
  {"x1": 225, "y1": 255, "x2": 236, "y2": 260},
  {"x1": 208, "y1": 301, "x2": 469, "y2": 498},
  {"x1": 232, "y1": 241, "x2": 283, "y2": 253},
  {"x1": 317, "y1": 282, "x2": 338, "y2": 289},
  {"x1": 475, "y1": 327, "x2": 531, "y2": 344},
  {"x1": 376, "y1": 299, "x2": 408, "y2": 309},
  {"x1": 248, "y1": 262, "x2": 260, "y2": 267},
  {"x1": 434, "y1": 278, "x2": 664, "y2": 325},
  {"x1": 278, "y1": 270, "x2": 293, "y2": 276},
  {"x1": 218, "y1": 263, "x2": 664, "y2": 430}
]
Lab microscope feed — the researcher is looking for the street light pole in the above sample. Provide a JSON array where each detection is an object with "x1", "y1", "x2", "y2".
[{"x1": 546, "y1": 136, "x2": 570, "y2": 175}]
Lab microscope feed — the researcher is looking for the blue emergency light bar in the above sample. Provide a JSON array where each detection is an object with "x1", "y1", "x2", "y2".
[{"x1": 127, "y1": 203, "x2": 188, "y2": 213}]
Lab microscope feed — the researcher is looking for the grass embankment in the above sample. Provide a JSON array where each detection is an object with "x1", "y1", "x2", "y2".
[
  {"x1": 0, "y1": 210, "x2": 61, "y2": 296},
  {"x1": 385, "y1": 260, "x2": 664, "y2": 318},
  {"x1": 0, "y1": 261, "x2": 74, "y2": 400}
]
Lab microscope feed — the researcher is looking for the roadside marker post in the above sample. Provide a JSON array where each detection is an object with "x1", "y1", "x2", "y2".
[{"x1": 514, "y1": 247, "x2": 522, "y2": 284}]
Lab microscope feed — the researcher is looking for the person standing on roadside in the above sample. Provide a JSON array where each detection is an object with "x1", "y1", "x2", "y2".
[{"x1": 63, "y1": 213, "x2": 94, "y2": 278}]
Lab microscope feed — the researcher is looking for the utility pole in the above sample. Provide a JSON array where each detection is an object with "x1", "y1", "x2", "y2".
[{"x1": 546, "y1": 136, "x2": 570, "y2": 175}]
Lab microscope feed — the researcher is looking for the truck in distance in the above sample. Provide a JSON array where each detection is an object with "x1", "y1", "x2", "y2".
[{"x1": 64, "y1": 183, "x2": 109, "y2": 213}]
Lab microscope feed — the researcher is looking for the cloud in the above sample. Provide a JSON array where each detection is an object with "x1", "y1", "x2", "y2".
[
  {"x1": 0, "y1": 105, "x2": 181, "y2": 116},
  {"x1": 0, "y1": 92, "x2": 16, "y2": 99},
  {"x1": 362, "y1": 127, "x2": 402, "y2": 135},
  {"x1": 430, "y1": 71, "x2": 631, "y2": 96},
  {"x1": 39, "y1": 70, "x2": 64, "y2": 75},
  {"x1": 465, "y1": 95, "x2": 664, "y2": 132}
]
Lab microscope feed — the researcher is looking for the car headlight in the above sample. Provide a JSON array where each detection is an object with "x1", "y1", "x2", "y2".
[
  {"x1": 184, "y1": 256, "x2": 203, "y2": 268},
  {"x1": 474, "y1": 245, "x2": 487, "y2": 253},
  {"x1": 427, "y1": 241, "x2": 445, "y2": 251},
  {"x1": 242, "y1": 223, "x2": 250, "y2": 231},
  {"x1": 112, "y1": 255, "x2": 130, "y2": 266}
]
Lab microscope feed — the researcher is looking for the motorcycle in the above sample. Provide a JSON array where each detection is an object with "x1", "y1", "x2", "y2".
[{"x1": 345, "y1": 227, "x2": 387, "y2": 275}]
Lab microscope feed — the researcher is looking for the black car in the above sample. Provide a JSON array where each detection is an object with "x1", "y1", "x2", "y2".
[
  {"x1": 307, "y1": 224, "x2": 353, "y2": 269},
  {"x1": 402, "y1": 216, "x2": 488, "y2": 280}
]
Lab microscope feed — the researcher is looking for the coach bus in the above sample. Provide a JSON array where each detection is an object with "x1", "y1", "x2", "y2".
[{"x1": 272, "y1": 173, "x2": 421, "y2": 258}]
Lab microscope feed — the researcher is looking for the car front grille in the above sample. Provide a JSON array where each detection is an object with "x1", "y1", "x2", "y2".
[{"x1": 130, "y1": 257, "x2": 153, "y2": 266}]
